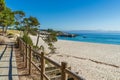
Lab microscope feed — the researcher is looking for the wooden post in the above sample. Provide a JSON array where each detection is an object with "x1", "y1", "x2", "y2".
[
  {"x1": 61, "y1": 62, "x2": 68, "y2": 80},
  {"x1": 19, "y1": 39, "x2": 21, "y2": 51},
  {"x1": 19, "y1": 39, "x2": 21, "y2": 49},
  {"x1": 25, "y1": 44, "x2": 27, "y2": 68},
  {"x1": 41, "y1": 52, "x2": 45, "y2": 80},
  {"x1": 20, "y1": 39, "x2": 22, "y2": 51},
  {"x1": 22, "y1": 42, "x2": 24, "y2": 62},
  {"x1": 21, "y1": 40, "x2": 22, "y2": 51},
  {"x1": 17, "y1": 38, "x2": 19, "y2": 48},
  {"x1": 23, "y1": 43, "x2": 26, "y2": 61},
  {"x1": 29, "y1": 45, "x2": 32, "y2": 75}
]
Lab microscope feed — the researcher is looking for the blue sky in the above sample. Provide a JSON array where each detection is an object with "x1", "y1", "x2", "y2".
[{"x1": 6, "y1": 0, "x2": 120, "y2": 31}]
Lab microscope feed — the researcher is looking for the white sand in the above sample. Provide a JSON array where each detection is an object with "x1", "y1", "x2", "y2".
[{"x1": 30, "y1": 35, "x2": 120, "y2": 80}]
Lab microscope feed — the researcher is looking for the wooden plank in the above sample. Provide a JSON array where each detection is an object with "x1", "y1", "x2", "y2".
[
  {"x1": 45, "y1": 68, "x2": 60, "y2": 74},
  {"x1": 50, "y1": 75, "x2": 61, "y2": 80},
  {"x1": 31, "y1": 48, "x2": 41, "y2": 56},
  {"x1": 65, "y1": 69, "x2": 85, "y2": 80},
  {"x1": 31, "y1": 61, "x2": 41, "y2": 72},
  {"x1": 43, "y1": 73, "x2": 50, "y2": 80},
  {"x1": 44, "y1": 56, "x2": 61, "y2": 68}
]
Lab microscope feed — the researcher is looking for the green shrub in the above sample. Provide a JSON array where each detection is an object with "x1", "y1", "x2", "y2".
[
  {"x1": 7, "y1": 33, "x2": 14, "y2": 38},
  {"x1": 22, "y1": 34, "x2": 33, "y2": 46},
  {"x1": 7, "y1": 33, "x2": 13, "y2": 35}
]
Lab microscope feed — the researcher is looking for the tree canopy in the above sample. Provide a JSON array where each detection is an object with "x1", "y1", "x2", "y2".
[
  {"x1": 0, "y1": 0, "x2": 40, "y2": 34},
  {"x1": 0, "y1": 0, "x2": 57, "y2": 54},
  {"x1": 0, "y1": 0, "x2": 14, "y2": 33},
  {"x1": 21, "y1": 16, "x2": 40, "y2": 35},
  {"x1": 0, "y1": 0, "x2": 6, "y2": 12}
]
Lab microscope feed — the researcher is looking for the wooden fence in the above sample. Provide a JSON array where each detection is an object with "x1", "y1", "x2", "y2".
[{"x1": 18, "y1": 38, "x2": 85, "y2": 80}]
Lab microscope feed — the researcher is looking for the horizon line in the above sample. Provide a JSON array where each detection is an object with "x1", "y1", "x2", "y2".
[{"x1": 40, "y1": 28, "x2": 120, "y2": 32}]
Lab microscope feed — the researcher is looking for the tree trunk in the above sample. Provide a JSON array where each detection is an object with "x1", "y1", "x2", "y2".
[
  {"x1": 36, "y1": 33, "x2": 40, "y2": 47},
  {"x1": 1, "y1": 27, "x2": 3, "y2": 36},
  {"x1": 2, "y1": 27, "x2": 4, "y2": 33},
  {"x1": 2, "y1": 27, "x2": 5, "y2": 35},
  {"x1": 5, "y1": 26, "x2": 8, "y2": 33}
]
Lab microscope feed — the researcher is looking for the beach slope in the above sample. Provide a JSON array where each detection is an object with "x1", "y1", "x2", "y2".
[{"x1": 31, "y1": 35, "x2": 120, "y2": 80}]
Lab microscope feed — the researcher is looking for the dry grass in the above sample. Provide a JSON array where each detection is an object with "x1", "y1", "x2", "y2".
[
  {"x1": 14, "y1": 48, "x2": 41, "y2": 80},
  {"x1": 0, "y1": 29, "x2": 20, "y2": 34},
  {"x1": 7, "y1": 30, "x2": 20, "y2": 35}
]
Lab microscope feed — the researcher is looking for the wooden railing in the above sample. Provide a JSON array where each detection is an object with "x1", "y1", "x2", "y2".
[{"x1": 18, "y1": 38, "x2": 85, "y2": 80}]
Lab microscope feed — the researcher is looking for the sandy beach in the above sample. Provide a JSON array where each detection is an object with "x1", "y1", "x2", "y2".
[{"x1": 30, "y1": 35, "x2": 120, "y2": 80}]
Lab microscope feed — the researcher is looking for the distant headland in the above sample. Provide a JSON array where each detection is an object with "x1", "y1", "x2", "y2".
[{"x1": 40, "y1": 29, "x2": 79, "y2": 37}]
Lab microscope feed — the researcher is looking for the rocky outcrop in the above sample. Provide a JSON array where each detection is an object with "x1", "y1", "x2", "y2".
[{"x1": 57, "y1": 32, "x2": 78, "y2": 37}]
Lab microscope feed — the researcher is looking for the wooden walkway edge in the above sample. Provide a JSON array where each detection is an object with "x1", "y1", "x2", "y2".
[{"x1": 0, "y1": 43, "x2": 19, "y2": 80}]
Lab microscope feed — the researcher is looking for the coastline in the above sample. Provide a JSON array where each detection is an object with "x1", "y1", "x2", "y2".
[
  {"x1": 58, "y1": 39, "x2": 120, "y2": 46},
  {"x1": 58, "y1": 37, "x2": 120, "y2": 45},
  {"x1": 30, "y1": 35, "x2": 120, "y2": 80}
]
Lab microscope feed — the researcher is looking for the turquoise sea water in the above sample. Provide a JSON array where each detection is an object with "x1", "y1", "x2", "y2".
[{"x1": 58, "y1": 31, "x2": 120, "y2": 45}]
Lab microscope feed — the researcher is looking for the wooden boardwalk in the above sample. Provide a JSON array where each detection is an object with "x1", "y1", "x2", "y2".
[
  {"x1": 0, "y1": 44, "x2": 19, "y2": 80},
  {"x1": 0, "y1": 37, "x2": 85, "y2": 80}
]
